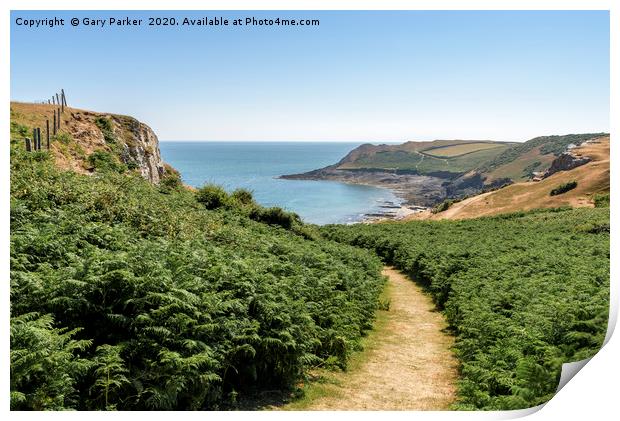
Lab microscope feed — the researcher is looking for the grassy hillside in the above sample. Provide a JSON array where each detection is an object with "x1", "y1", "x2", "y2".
[
  {"x1": 283, "y1": 134, "x2": 608, "y2": 208},
  {"x1": 10, "y1": 122, "x2": 386, "y2": 410},
  {"x1": 332, "y1": 134, "x2": 606, "y2": 183},
  {"x1": 321, "y1": 208, "x2": 610, "y2": 410},
  {"x1": 421, "y1": 136, "x2": 610, "y2": 220},
  {"x1": 422, "y1": 142, "x2": 507, "y2": 158},
  {"x1": 10, "y1": 102, "x2": 169, "y2": 182},
  {"x1": 336, "y1": 140, "x2": 515, "y2": 176},
  {"x1": 480, "y1": 133, "x2": 607, "y2": 182}
]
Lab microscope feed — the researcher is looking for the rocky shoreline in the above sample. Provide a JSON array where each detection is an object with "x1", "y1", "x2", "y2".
[
  {"x1": 279, "y1": 167, "x2": 448, "y2": 208},
  {"x1": 359, "y1": 200, "x2": 428, "y2": 223}
]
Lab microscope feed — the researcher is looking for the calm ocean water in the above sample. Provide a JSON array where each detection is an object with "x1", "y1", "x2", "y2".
[{"x1": 160, "y1": 141, "x2": 401, "y2": 225}]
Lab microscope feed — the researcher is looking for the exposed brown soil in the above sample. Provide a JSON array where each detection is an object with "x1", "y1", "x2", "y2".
[
  {"x1": 11, "y1": 102, "x2": 109, "y2": 173},
  {"x1": 302, "y1": 267, "x2": 458, "y2": 410}
]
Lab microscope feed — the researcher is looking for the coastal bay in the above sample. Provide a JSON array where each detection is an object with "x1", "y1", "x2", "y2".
[{"x1": 160, "y1": 141, "x2": 409, "y2": 224}]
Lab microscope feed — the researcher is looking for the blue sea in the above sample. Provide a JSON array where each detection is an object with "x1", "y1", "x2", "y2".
[{"x1": 160, "y1": 142, "x2": 402, "y2": 225}]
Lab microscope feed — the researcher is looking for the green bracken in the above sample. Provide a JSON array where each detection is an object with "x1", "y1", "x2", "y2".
[
  {"x1": 10, "y1": 138, "x2": 385, "y2": 410},
  {"x1": 321, "y1": 208, "x2": 609, "y2": 410},
  {"x1": 9, "y1": 117, "x2": 610, "y2": 411}
]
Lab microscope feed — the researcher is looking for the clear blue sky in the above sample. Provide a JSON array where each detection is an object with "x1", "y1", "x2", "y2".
[{"x1": 11, "y1": 10, "x2": 609, "y2": 141}]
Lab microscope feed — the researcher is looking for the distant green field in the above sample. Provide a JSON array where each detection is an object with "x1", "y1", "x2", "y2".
[
  {"x1": 339, "y1": 144, "x2": 512, "y2": 176},
  {"x1": 422, "y1": 142, "x2": 506, "y2": 158},
  {"x1": 335, "y1": 134, "x2": 608, "y2": 182}
]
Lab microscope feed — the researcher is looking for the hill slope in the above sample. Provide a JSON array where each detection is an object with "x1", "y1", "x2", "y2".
[
  {"x1": 10, "y1": 102, "x2": 169, "y2": 183},
  {"x1": 335, "y1": 139, "x2": 516, "y2": 176},
  {"x1": 417, "y1": 136, "x2": 609, "y2": 220},
  {"x1": 10, "y1": 102, "x2": 386, "y2": 410},
  {"x1": 282, "y1": 134, "x2": 608, "y2": 207}
]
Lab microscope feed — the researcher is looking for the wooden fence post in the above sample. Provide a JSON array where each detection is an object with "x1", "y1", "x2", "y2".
[
  {"x1": 32, "y1": 129, "x2": 37, "y2": 150},
  {"x1": 53, "y1": 111, "x2": 57, "y2": 135},
  {"x1": 61, "y1": 89, "x2": 67, "y2": 107},
  {"x1": 25, "y1": 138, "x2": 31, "y2": 152},
  {"x1": 37, "y1": 128, "x2": 42, "y2": 150},
  {"x1": 57, "y1": 109, "x2": 61, "y2": 129},
  {"x1": 46, "y1": 120, "x2": 50, "y2": 149}
]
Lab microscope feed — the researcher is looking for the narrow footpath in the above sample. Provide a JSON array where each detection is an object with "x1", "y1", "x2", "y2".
[{"x1": 303, "y1": 267, "x2": 458, "y2": 410}]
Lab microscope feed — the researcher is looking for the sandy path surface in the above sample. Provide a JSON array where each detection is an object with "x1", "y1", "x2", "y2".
[{"x1": 304, "y1": 267, "x2": 458, "y2": 410}]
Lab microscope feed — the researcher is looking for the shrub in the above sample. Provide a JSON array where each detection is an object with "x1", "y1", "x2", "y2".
[
  {"x1": 10, "y1": 313, "x2": 92, "y2": 410},
  {"x1": 94, "y1": 117, "x2": 117, "y2": 144},
  {"x1": 579, "y1": 223, "x2": 610, "y2": 234},
  {"x1": 53, "y1": 132, "x2": 72, "y2": 145},
  {"x1": 231, "y1": 188, "x2": 255, "y2": 206},
  {"x1": 159, "y1": 173, "x2": 183, "y2": 193},
  {"x1": 250, "y1": 206, "x2": 298, "y2": 229},
  {"x1": 594, "y1": 193, "x2": 610, "y2": 208},
  {"x1": 293, "y1": 224, "x2": 321, "y2": 241},
  {"x1": 195, "y1": 184, "x2": 230, "y2": 209},
  {"x1": 87, "y1": 151, "x2": 126, "y2": 173},
  {"x1": 523, "y1": 161, "x2": 542, "y2": 177},
  {"x1": 550, "y1": 181, "x2": 577, "y2": 196},
  {"x1": 431, "y1": 199, "x2": 454, "y2": 214},
  {"x1": 11, "y1": 121, "x2": 29, "y2": 138}
]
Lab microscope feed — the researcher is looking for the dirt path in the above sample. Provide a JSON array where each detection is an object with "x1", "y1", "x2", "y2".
[{"x1": 302, "y1": 267, "x2": 458, "y2": 410}]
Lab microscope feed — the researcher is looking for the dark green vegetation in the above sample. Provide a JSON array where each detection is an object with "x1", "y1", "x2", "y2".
[
  {"x1": 87, "y1": 150, "x2": 127, "y2": 173},
  {"x1": 10, "y1": 107, "x2": 611, "y2": 411},
  {"x1": 594, "y1": 193, "x2": 610, "y2": 208},
  {"x1": 94, "y1": 117, "x2": 116, "y2": 145},
  {"x1": 321, "y1": 209, "x2": 609, "y2": 410},
  {"x1": 522, "y1": 161, "x2": 542, "y2": 178},
  {"x1": 195, "y1": 184, "x2": 231, "y2": 210},
  {"x1": 10, "y1": 138, "x2": 385, "y2": 409},
  {"x1": 339, "y1": 134, "x2": 605, "y2": 180},
  {"x1": 550, "y1": 181, "x2": 578, "y2": 196},
  {"x1": 334, "y1": 134, "x2": 601, "y2": 175},
  {"x1": 338, "y1": 141, "x2": 514, "y2": 176},
  {"x1": 431, "y1": 199, "x2": 456, "y2": 214},
  {"x1": 479, "y1": 133, "x2": 606, "y2": 175},
  {"x1": 195, "y1": 184, "x2": 301, "y2": 230}
]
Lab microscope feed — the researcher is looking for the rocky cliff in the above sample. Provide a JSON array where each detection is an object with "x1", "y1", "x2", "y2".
[
  {"x1": 104, "y1": 113, "x2": 166, "y2": 183},
  {"x1": 543, "y1": 151, "x2": 591, "y2": 179},
  {"x1": 10, "y1": 102, "x2": 168, "y2": 184}
]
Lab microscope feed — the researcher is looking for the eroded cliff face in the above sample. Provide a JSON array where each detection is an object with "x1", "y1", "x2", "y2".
[
  {"x1": 110, "y1": 114, "x2": 165, "y2": 184},
  {"x1": 543, "y1": 152, "x2": 591, "y2": 179},
  {"x1": 10, "y1": 102, "x2": 168, "y2": 184}
]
